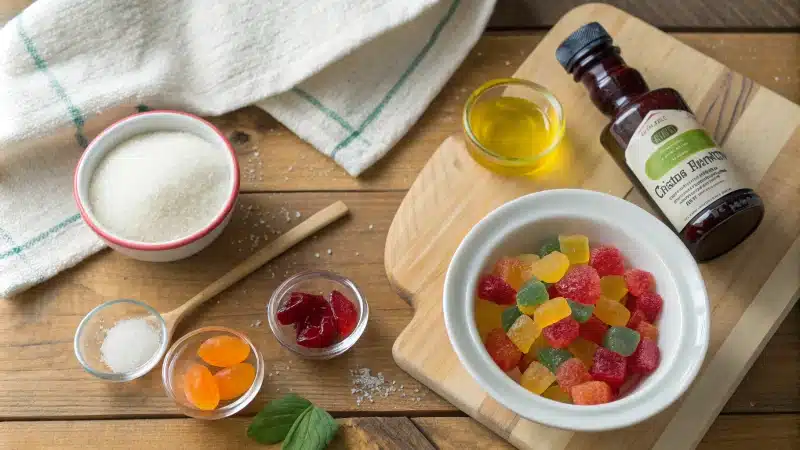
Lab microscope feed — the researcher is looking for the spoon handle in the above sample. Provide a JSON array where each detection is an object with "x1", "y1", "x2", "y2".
[{"x1": 166, "y1": 201, "x2": 349, "y2": 326}]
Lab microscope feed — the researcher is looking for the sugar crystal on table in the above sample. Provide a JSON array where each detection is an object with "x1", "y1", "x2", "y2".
[
  {"x1": 624, "y1": 269, "x2": 655, "y2": 296},
  {"x1": 567, "y1": 298, "x2": 594, "y2": 323},
  {"x1": 628, "y1": 338, "x2": 660, "y2": 375},
  {"x1": 537, "y1": 237, "x2": 561, "y2": 258},
  {"x1": 537, "y1": 347, "x2": 573, "y2": 373},
  {"x1": 501, "y1": 306, "x2": 523, "y2": 331},
  {"x1": 603, "y1": 326, "x2": 641, "y2": 356},
  {"x1": 485, "y1": 328, "x2": 522, "y2": 371},
  {"x1": 542, "y1": 317, "x2": 579, "y2": 348},
  {"x1": 475, "y1": 300, "x2": 506, "y2": 340},
  {"x1": 594, "y1": 296, "x2": 631, "y2": 327},
  {"x1": 600, "y1": 275, "x2": 628, "y2": 301},
  {"x1": 533, "y1": 297, "x2": 571, "y2": 328},
  {"x1": 516, "y1": 277, "x2": 550, "y2": 315},
  {"x1": 556, "y1": 358, "x2": 591, "y2": 393},
  {"x1": 527, "y1": 251, "x2": 570, "y2": 283},
  {"x1": 590, "y1": 347, "x2": 627, "y2": 389},
  {"x1": 520, "y1": 361, "x2": 556, "y2": 394},
  {"x1": 492, "y1": 257, "x2": 526, "y2": 290},
  {"x1": 554, "y1": 265, "x2": 601, "y2": 305},
  {"x1": 571, "y1": 381, "x2": 613, "y2": 405},
  {"x1": 506, "y1": 315, "x2": 541, "y2": 353},
  {"x1": 477, "y1": 274, "x2": 517, "y2": 305},
  {"x1": 558, "y1": 234, "x2": 590, "y2": 264}
]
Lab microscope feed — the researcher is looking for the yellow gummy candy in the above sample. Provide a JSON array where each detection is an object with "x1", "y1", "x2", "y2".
[
  {"x1": 542, "y1": 385, "x2": 572, "y2": 403},
  {"x1": 474, "y1": 300, "x2": 505, "y2": 341},
  {"x1": 558, "y1": 235, "x2": 590, "y2": 264},
  {"x1": 527, "y1": 251, "x2": 570, "y2": 283},
  {"x1": 533, "y1": 297, "x2": 571, "y2": 329},
  {"x1": 516, "y1": 253, "x2": 541, "y2": 265},
  {"x1": 520, "y1": 361, "x2": 556, "y2": 395},
  {"x1": 528, "y1": 335, "x2": 550, "y2": 359},
  {"x1": 568, "y1": 337, "x2": 599, "y2": 368},
  {"x1": 600, "y1": 275, "x2": 628, "y2": 301},
  {"x1": 594, "y1": 296, "x2": 631, "y2": 327},
  {"x1": 493, "y1": 257, "x2": 526, "y2": 291},
  {"x1": 506, "y1": 315, "x2": 541, "y2": 353}
]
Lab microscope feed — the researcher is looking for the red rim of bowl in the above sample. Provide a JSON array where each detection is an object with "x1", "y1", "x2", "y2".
[{"x1": 73, "y1": 110, "x2": 240, "y2": 251}]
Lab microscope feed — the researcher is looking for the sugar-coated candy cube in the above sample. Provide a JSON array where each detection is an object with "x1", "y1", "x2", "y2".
[
  {"x1": 567, "y1": 299, "x2": 594, "y2": 323},
  {"x1": 558, "y1": 234, "x2": 590, "y2": 264},
  {"x1": 556, "y1": 358, "x2": 592, "y2": 393},
  {"x1": 537, "y1": 347, "x2": 573, "y2": 374},
  {"x1": 485, "y1": 328, "x2": 522, "y2": 371},
  {"x1": 628, "y1": 338, "x2": 660, "y2": 375},
  {"x1": 590, "y1": 347, "x2": 627, "y2": 389},
  {"x1": 501, "y1": 306, "x2": 523, "y2": 331},
  {"x1": 624, "y1": 269, "x2": 655, "y2": 296},
  {"x1": 600, "y1": 275, "x2": 628, "y2": 301},
  {"x1": 589, "y1": 246, "x2": 626, "y2": 276},
  {"x1": 568, "y1": 337, "x2": 599, "y2": 367},
  {"x1": 533, "y1": 297, "x2": 571, "y2": 329},
  {"x1": 493, "y1": 257, "x2": 526, "y2": 291},
  {"x1": 474, "y1": 300, "x2": 506, "y2": 340},
  {"x1": 520, "y1": 361, "x2": 556, "y2": 394},
  {"x1": 516, "y1": 253, "x2": 541, "y2": 265},
  {"x1": 506, "y1": 315, "x2": 541, "y2": 353},
  {"x1": 477, "y1": 275, "x2": 517, "y2": 305},
  {"x1": 516, "y1": 278, "x2": 549, "y2": 315},
  {"x1": 547, "y1": 284, "x2": 559, "y2": 298},
  {"x1": 518, "y1": 351, "x2": 537, "y2": 373},
  {"x1": 626, "y1": 309, "x2": 647, "y2": 329},
  {"x1": 579, "y1": 316, "x2": 608, "y2": 345},
  {"x1": 538, "y1": 237, "x2": 561, "y2": 258},
  {"x1": 635, "y1": 321, "x2": 659, "y2": 342},
  {"x1": 603, "y1": 326, "x2": 641, "y2": 357},
  {"x1": 571, "y1": 381, "x2": 614, "y2": 405},
  {"x1": 630, "y1": 291, "x2": 663, "y2": 323},
  {"x1": 542, "y1": 385, "x2": 572, "y2": 403},
  {"x1": 594, "y1": 296, "x2": 631, "y2": 327},
  {"x1": 554, "y1": 265, "x2": 601, "y2": 305},
  {"x1": 542, "y1": 317, "x2": 580, "y2": 348},
  {"x1": 527, "y1": 251, "x2": 570, "y2": 283}
]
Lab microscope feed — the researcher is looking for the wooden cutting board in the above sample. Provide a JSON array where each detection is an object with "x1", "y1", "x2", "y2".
[{"x1": 385, "y1": 4, "x2": 800, "y2": 449}]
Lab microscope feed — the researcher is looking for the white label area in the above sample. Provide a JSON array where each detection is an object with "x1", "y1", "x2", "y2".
[{"x1": 625, "y1": 110, "x2": 748, "y2": 230}]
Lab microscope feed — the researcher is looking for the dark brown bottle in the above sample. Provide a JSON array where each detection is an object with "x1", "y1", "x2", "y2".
[{"x1": 556, "y1": 23, "x2": 764, "y2": 262}]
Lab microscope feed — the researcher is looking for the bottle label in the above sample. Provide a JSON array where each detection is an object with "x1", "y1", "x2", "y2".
[{"x1": 625, "y1": 109, "x2": 748, "y2": 230}]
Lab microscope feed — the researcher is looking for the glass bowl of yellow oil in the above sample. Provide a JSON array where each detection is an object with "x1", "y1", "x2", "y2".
[{"x1": 463, "y1": 78, "x2": 565, "y2": 176}]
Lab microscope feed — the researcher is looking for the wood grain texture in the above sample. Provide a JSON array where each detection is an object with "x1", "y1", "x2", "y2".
[
  {"x1": 387, "y1": 4, "x2": 800, "y2": 449},
  {"x1": 489, "y1": 0, "x2": 800, "y2": 28}
]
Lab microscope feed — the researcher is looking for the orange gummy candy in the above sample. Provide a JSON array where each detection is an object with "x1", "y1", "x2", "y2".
[
  {"x1": 215, "y1": 362, "x2": 257, "y2": 400},
  {"x1": 197, "y1": 335, "x2": 250, "y2": 367},
  {"x1": 183, "y1": 363, "x2": 220, "y2": 410},
  {"x1": 492, "y1": 257, "x2": 526, "y2": 291}
]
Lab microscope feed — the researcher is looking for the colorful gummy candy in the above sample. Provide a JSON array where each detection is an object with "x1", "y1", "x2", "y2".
[
  {"x1": 277, "y1": 290, "x2": 359, "y2": 348},
  {"x1": 197, "y1": 335, "x2": 250, "y2": 367},
  {"x1": 184, "y1": 363, "x2": 220, "y2": 410},
  {"x1": 475, "y1": 235, "x2": 664, "y2": 405},
  {"x1": 184, "y1": 334, "x2": 257, "y2": 411},
  {"x1": 215, "y1": 362, "x2": 257, "y2": 400}
]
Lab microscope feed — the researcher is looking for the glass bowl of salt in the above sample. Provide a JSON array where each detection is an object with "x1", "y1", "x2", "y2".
[{"x1": 74, "y1": 299, "x2": 169, "y2": 382}]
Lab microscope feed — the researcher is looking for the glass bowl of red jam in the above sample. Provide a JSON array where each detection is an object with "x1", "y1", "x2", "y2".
[
  {"x1": 162, "y1": 326, "x2": 265, "y2": 420},
  {"x1": 268, "y1": 270, "x2": 369, "y2": 360}
]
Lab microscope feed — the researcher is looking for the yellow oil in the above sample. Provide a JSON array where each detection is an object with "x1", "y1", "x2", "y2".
[{"x1": 467, "y1": 96, "x2": 562, "y2": 175}]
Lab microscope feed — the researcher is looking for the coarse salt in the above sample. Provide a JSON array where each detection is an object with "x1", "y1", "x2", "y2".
[
  {"x1": 89, "y1": 131, "x2": 231, "y2": 243},
  {"x1": 100, "y1": 318, "x2": 162, "y2": 373}
]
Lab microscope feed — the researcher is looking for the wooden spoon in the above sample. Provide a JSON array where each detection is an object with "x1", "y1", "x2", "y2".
[{"x1": 161, "y1": 200, "x2": 349, "y2": 340}]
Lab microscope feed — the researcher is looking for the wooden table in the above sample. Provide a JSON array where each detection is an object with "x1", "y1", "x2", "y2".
[{"x1": 1, "y1": 1, "x2": 797, "y2": 448}]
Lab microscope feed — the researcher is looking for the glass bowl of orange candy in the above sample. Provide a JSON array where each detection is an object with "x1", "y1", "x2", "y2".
[{"x1": 162, "y1": 327, "x2": 264, "y2": 419}]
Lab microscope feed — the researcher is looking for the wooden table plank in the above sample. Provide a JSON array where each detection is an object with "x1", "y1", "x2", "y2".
[{"x1": 489, "y1": 0, "x2": 800, "y2": 29}]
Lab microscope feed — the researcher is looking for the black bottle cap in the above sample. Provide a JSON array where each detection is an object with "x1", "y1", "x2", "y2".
[{"x1": 555, "y1": 22, "x2": 613, "y2": 73}]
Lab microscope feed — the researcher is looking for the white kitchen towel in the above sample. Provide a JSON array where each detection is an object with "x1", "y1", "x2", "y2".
[{"x1": 0, "y1": 0, "x2": 495, "y2": 297}]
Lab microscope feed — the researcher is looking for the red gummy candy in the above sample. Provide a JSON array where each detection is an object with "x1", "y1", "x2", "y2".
[
  {"x1": 571, "y1": 381, "x2": 613, "y2": 405},
  {"x1": 556, "y1": 358, "x2": 591, "y2": 393},
  {"x1": 628, "y1": 338, "x2": 660, "y2": 374},
  {"x1": 624, "y1": 269, "x2": 655, "y2": 296},
  {"x1": 330, "y1": 290, "x2": 358, "y2": 337},
  {"x1": 518, "y1": 351, "x2": 536, "y2": 373},
  {"x1": 484, "y1": 328, "x2": 522, "y2": 371},
  {"x1": 579, "y1": 316, "x2": 608, "y2": 345},
  {"x1": 632, "y1": 291, "x2": 663, "y2": 323},
  {"x1": 277, "y1": 292, "x2": 327, "y2": 325},
  {"x1": 542, "y1": 317, "x2": 580, "y2": 348},
  {"x1": 477, "y1": 275, "x2": 517, "y2": 305},
  {"x1": 296, "y1": 315, "x2": 337, "y2": 348},
  {"x1": 547, "y1": 284, "x2": 559, "y2": 299},
  {"x1": 626, "y1": 310, "x2": 647, "y2": 329},
  {"x1": 589, "y1": 246, "x2": 625, "y2": 277},
  {"x1": 554, "y1": 265, "x2": 601, "y2": 305},
  {"x1": 590, "y1": 347, "x2": 627, "y2": 389},
  {"x1": 636, "y1": 321, "x2": 659, "y2": 342}
]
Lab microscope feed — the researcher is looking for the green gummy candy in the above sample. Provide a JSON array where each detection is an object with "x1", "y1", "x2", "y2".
[
  {"x1": 567, "y1": 299, "x2": 594, "y2": 323},
  {"x1": 537, "y1": 237, "x2": 561, "y2": 258},
  {"x1": 537, "y1": 347, "x2": 573, "y2": 373},
  {"x1": 603, "y1": 327, "x2": 641, "y2": 357},
  {"x1": 501, "y1": 306, "x2": 523, "y2": 331},
  {"x1": 516, "y1": 278, "x2": 549, "y2": 314}
]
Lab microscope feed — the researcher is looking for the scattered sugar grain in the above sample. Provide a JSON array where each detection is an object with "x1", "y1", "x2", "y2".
[
  {"x1": 100, "y1": 318, "x2": 162, "y2": 373},
  {"x1": 327, "y1": 249, "x2": 332, "y2": 255},
  {"x1": 368, "y1": 224, "x2": 374, "y2": 230},
  {"x1": 315, "y1": 253, "x2": 320, "y2": 258}
]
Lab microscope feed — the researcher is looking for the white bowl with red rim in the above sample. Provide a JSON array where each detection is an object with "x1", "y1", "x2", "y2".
[
  {"x1": 73, "y1": 111, "x2": 239, "y2": 262},
  {"x1": 443, "y1": 189, "x2": 710, "y2": 432}
]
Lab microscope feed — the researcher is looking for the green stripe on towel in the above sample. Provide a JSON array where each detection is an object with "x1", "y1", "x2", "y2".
[{"x1": 0, "y1": 214, "x2": 82, "y2": 261}]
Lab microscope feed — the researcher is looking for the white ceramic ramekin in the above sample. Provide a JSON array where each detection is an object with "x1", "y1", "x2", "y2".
[
  {"x1": 73, "y1": 111, "x2": 239, "y2": 262},
  {"x1": 443, "y1": 189, "x2": 709, "y2": 432}
]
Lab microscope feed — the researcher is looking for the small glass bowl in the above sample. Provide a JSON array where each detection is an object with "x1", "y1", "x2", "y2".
[
  {"x1": 463, "y1": 78, "x2": 565, "y2": 176},
  {"x1": 268, "y1": 270, "x2": 369, "y2": 359},
  {"x1": 162, "y1": 326, "x2": 265, "y2": 420},
  {"x1": 74, "y1": 298, "x2": 169, "y2": 382}
]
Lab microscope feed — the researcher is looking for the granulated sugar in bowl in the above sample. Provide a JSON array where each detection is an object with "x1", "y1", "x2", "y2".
[{"x1": 74, "y1": 111, "x2": 240, "y2": 262}]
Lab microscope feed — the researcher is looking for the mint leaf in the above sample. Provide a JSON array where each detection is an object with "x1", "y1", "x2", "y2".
[
  {"x1": 281, "y1": 406, "x2": 339, "y2": 450},
  {"x1": 248, "y1": 394, "x2": 313, "y2": 444}
]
